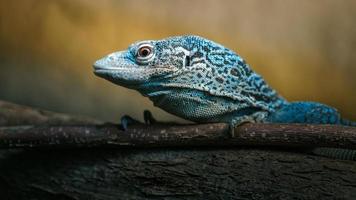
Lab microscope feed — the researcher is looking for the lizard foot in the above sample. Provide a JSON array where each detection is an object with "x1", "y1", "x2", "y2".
[
  {"x1": 121, "y1": 110, "x2": 157, "y2": 131},
  {"x1": 229, "y1": 119, "x2": 254, "y2": 138}
]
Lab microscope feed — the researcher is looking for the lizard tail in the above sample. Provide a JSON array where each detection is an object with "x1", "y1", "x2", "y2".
[
  {"x1": 340, "y1": 118, "x2": 356, "y2": 127},
  {"x1": 312, "y1": 147, "x2": 356, "y2": 161}
]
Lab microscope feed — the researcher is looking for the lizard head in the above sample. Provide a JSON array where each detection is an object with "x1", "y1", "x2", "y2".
[{"x1": 93, "y1": 35, "x2": 200, "y2": 88}]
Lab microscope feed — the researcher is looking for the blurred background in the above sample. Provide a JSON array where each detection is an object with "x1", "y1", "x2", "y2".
[{"x1": 0, "y1": 0, "x2": 355, "y2": 122}]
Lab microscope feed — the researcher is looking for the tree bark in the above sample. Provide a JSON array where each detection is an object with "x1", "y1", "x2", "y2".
[
  {"x1": 0, "y1": 123, "x2": 355, "y2": 149},
  {"x1": 0, "y1": 100, "x2": 355, "y2": 200},
  {"x1": 1, "y1": 147, "x2": 355, "y2": 200}
]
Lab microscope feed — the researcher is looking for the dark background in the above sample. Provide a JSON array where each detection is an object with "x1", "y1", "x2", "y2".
[{"x1": 0, "y1": 0, "x2": 355, "y2": 122}]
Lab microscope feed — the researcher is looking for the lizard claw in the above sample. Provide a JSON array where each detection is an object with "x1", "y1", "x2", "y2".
[
  {"x1": 120, "y1": 115, "x2": 141, "y2": 131},
  {"x1": 229, "y1": 122, "x2": 235, "y2": 138},
  {"x1": 120, "y1": 110, "x2": 156, "y2": 131},
  {"x1": 143, "y1": 110, "x2": 157, "y2": 125}
]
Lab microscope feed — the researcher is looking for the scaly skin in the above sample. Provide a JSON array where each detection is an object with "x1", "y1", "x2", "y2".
[{"x1": 93, "y1": 35, "x2": 356, "y2": 159}]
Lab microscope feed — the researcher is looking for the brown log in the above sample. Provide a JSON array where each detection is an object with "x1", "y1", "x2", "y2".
[{"x1": 0, "y1": 147, "x2": 355, "y2": 200}]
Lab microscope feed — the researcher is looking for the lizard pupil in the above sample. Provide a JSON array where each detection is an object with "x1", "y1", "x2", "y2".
[{"x1": 138, "y1": 47, "x2": 151, "y2": 57}]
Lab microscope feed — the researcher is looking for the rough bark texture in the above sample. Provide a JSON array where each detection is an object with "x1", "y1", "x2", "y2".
[
  {"x1": 0, "y1": 123, "x2": 355, "y2": 149},
  {"x1": 0, "y1": 148, "x2": 356, "y2": 200},
  {"x1": 0, "y1": 100, "x2": 355, "y2": 200}
]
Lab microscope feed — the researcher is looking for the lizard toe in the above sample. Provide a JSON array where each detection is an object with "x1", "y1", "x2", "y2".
[{"x1": 120, "y1": 115, "x2": 141, "y2": 131}]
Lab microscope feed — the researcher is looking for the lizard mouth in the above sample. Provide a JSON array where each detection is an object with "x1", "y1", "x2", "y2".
[
  {"x1": 93, "y1": 65, "x2": 121, "y2": 76},
  {"x1": 93, "y1": 63, "x2": 179, "y2": 87},
  {"x1": 93, "y1": 65, "x2": 121, "y2": 71},
  {"x1": 93, "y1": 65, "x2": 176, "y2": 75}
]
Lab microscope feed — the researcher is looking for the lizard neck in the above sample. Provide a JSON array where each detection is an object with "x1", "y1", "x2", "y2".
[{"x1": 137, "y1": 84, "x2": 285, "y2": 124}]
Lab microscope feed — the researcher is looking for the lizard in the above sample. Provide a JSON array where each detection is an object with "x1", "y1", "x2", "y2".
[{"x1": 93, "y1": 35, "x2": 356, "y2": 160}]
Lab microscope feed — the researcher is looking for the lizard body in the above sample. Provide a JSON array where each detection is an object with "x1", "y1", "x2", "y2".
[{"x1": 93, "y1": 35, "x2": 356, "y2": 159}]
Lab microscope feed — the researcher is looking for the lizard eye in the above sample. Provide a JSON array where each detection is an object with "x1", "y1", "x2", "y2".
[
  {"x1": 136, "y1": 44, "x2": 155, "y2": 64},
  {"x1": 138, "y1": 46, "x2": 151, "y2": 57}
]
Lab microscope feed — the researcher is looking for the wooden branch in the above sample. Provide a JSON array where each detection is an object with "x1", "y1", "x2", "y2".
[
  {"x1": 0, "y1": 123, "x2": 355, "y2": 149},
  {"x1": 0, "y1": 100, "x2": 355, "y2": 149}
]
